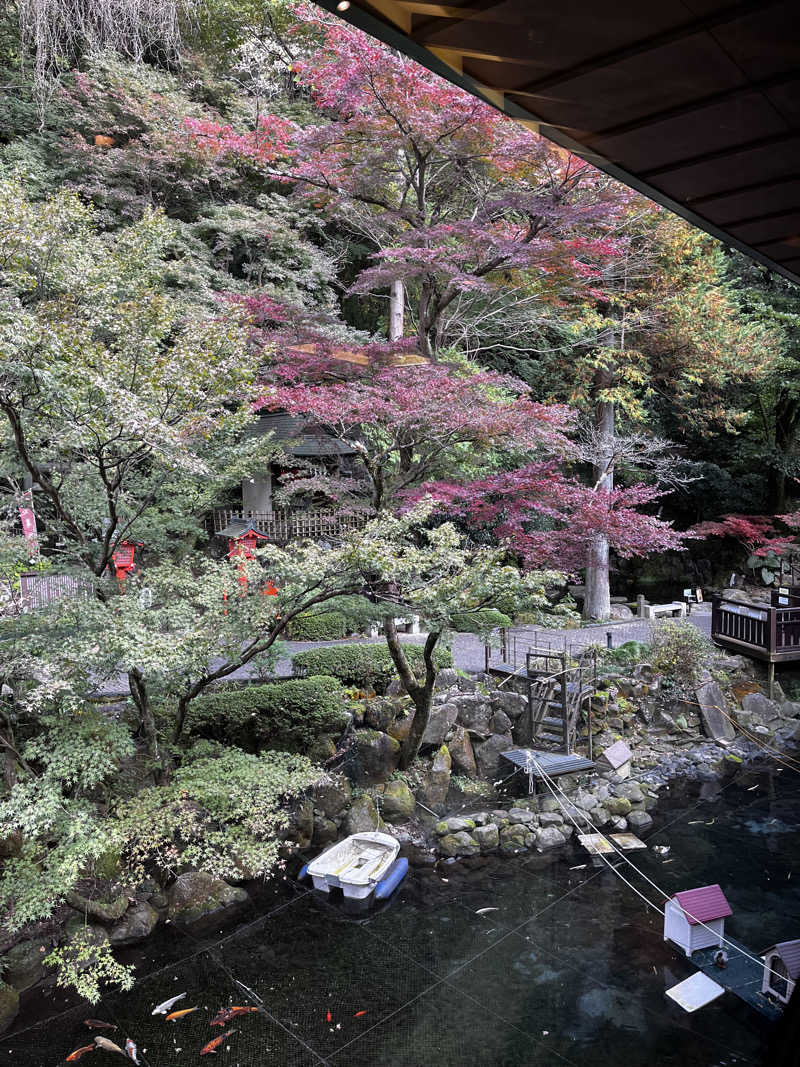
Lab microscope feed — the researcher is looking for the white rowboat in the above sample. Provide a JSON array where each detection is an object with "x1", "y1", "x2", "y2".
[{"x1": 305, "y1": 832, "x2": 400, "y2": 900}]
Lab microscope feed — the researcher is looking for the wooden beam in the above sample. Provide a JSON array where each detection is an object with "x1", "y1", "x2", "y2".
[
  {"x1": 688, "y1": 173, "x2": 799, "y2": 207},
  {"x1": 364, "y1": 0, "x2": 412, "y2": 32},
  {"x1": 641, "y1": 129, "x2": 800, "y2": 180},
  {"x1": 591, "y1": 70, "x2": 800, "y2": 141},
  {"x1": 507, "y1": 0, "x2": 782, "y2": 98}
]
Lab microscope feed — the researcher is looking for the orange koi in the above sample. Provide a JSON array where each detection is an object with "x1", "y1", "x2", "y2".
[
  {"x1": 165, "y1": 1006, "x2": 199, "y2": 1022},
  {"x1": 354, "y1": 1010, "x2": 367, "y2": 1017},
  {"x1": 200, "y1": 1029, "x2": 237, "y2": 1056},
  {"x1": 66, "y1": 1047, "x2": 95, "y2": 1062},
  {"x1": 326, "y1": 1011, "x2": 332, "y2": 1023},
  {"x1": 210, "y1": 1006, "x2": 258, "y2": 1026}
]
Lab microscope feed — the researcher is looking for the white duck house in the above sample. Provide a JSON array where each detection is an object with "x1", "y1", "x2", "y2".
[
  {"x1": 664, "y1": 884, "x2": 732, "y2": 957},
  {"x1": 596, "y1": 739, "x2": 632, "y2": 779},
  {"x1": 761, "y1": 940, "x2": 800, "y2": 1005}
]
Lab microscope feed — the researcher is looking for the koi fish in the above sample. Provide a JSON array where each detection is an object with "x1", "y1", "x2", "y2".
[
  {"x1": 151, "y1": 992, "x2": 187, "y2": 1015},
  {"x1": 200, "y1": 1030, "x2": 237, "y2": 1056},
  {"x1": 210, "y1": 1006, "x2": 258, "y2": 1026},
  {"x1": 124, "y1": 1038, "x2": 140, "y2": 1065},
  {"x1": 326, "y1": 1011, "x2": 332, "y2": 1023},
  {"x1": 353, "y1": 1011, "x2": 367, "y2": 1018},
  {"x1": 66, "y1": 1047, "x2": 95, "y2": 1062},
  {"x1": 93, "y1": 1036, "x2": 127, "y2": 1056},
  {"x1": 166, "y1": 1006, "x2": 198, "y2": 1022},
  {"x1": 84, "y1": 1019, "x2": 117, "y2": 1031}
]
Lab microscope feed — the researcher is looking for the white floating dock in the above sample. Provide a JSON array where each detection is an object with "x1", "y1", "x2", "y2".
[
  {"x1": 666, "y1": 972, "x2": 726, "y2": 1013},
  {"x1": 578, "y1": 832, "x2": 647, "y2": 855}
]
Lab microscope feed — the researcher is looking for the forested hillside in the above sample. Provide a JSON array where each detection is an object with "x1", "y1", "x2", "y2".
[{"x1": 1, "y1": 0, "x2": 800, "y2": 1024}]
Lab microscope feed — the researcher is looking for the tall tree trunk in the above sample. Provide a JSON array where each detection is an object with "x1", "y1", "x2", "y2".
[
  {"x1": 128, "y1": 668, "x2": 165, "y2": 782},
  {"x1": 767, "y1": 394, "x2": 800, "y2": 512},
  {"x1": 583, "y1": 398, "x2": 614, "y2": 621},
  {"x1": 389, "y1": 278, "x2": 404, "y2": 342},
  {"x1": 383, "y1": 617, "x2": 439, "y2": 769}
]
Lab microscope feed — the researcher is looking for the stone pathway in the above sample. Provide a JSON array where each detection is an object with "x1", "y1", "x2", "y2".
[{"x1": 96, "y1": 609, "x2": 714, "y2": 694}]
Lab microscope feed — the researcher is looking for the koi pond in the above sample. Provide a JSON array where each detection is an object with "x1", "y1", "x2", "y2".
[{"x1": 4, "y1": 768, "x2": 799, "y2": 1067}]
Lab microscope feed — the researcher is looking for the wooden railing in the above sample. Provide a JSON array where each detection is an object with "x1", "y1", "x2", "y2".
[
  {"x1": 711, "y1": 595, "x2": 800, "y2": 660},
  {"x1": 19, "y1": 572, "x2": 94, "y2": 610},
  {"x1": 211, "y1": 507, "x2": 370, "y2": 543}
]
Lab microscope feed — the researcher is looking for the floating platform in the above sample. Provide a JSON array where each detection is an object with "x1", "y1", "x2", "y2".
[
  {"x1": 691, "y1": 936, "x2": 783, "y2": 1021},
  {"x1": 578, "y1": 832, "x2": 647, "y2": 855},
  {"x1": 500, "y1": 748, "x2": 595, "y2": 779}
]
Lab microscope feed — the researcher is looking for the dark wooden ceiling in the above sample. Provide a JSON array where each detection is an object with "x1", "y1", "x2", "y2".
[{"x1": 315, "y1": 0, "x2": 800, "y2": 285}]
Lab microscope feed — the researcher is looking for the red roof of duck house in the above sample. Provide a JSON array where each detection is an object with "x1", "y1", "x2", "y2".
[{"x1": 673, "y1": 885, "x2": 732, "y2": 925}]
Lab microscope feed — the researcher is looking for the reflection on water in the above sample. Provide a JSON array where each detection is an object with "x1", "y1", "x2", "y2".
[{"x1": 3, "y1": 770, "x2": 798, "y2": 1067}]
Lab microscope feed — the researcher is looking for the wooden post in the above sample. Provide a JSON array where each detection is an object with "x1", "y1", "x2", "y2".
[
  {"x1": 560, "y1": 650, "x2": 569, "y2": 754},
  {"x1": 768, "y1": 661, "x2": 775, "y2": 701}
]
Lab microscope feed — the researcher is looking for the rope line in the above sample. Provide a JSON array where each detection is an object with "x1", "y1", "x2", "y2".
[{"x1": 530, "y1": 758, "x2": 792, "y2": 984}]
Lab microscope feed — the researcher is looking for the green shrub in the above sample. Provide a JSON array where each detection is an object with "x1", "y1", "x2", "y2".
[
  {"x1": 292, "y1": 643, "x2": 454, "y2": 692},
  {"x1": 325, "y1": 595, "x2": 385, "y2": 634},
  {"x1": 451, "y1": 608, "x2": 512, "y2": 634},
  {"x1": 186, "y1": 676, "x2": 347, "y2": 752},
  {"x1": 287, "y1": 610, "x2": 347, "y2": 641},
  {"x1": 649, "y1": 621, "x2": 715, "y2": 689}
]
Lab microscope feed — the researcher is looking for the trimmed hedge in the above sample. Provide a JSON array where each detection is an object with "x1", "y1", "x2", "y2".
[
  {"x1": 287, "y1": 610, "x2": 347, "y2": 641},
  {"x1": 186, "y1": 676, "x2": 347, "y2": 752},
  {"x1": 292, "y1": 643, "x2": 453, "y2": 693},
  {"x1": 451, "y1": 608, "x2": 512, "y2": 634}
]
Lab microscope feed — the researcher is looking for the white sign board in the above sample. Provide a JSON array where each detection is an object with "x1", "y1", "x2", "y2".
[{"x1": 665, "y1": 972, "x2": 725, "y2": 1013}]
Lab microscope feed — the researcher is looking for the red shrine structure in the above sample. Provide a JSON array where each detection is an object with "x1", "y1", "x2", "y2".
[
  {"x1": 111, "y1": 540, "x2": 140, "y2": 591},
  {"x1": 219, "y1": 518, "x2": 278, "y2": 595}
]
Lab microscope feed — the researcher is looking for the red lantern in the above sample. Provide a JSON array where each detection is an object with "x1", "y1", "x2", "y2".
[{"x1": 111, "y1": 540, "x2": 140, "y2": 591}]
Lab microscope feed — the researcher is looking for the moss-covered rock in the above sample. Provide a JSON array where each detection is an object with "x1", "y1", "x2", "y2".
[
  {"x1": 438, "y1": 831, "x2": 480, "y2": 858},
  {"x1": 108, "y1": 901, "x2": 160, "y2": 947},
  {"x1": 1, "y1": 939, "x2": 49, "y2": 992},
  {"x1": 344, "y1": 795, "x2": 386, "y2": 834},
  {"x1": 0, "y1": 984, "x2": 19, "y2": 1035},
  {"x1": 499, "y1": 824, "x2": 532, "y2": 855},
  {"x1": 417, "y1": 745, "x2": 451, "y2": 809},
  {"x1": 353, "y1": 729, "x2": 401, "y2": 784},
  {"x1": 167, "y1": 872, "x2": 250, "y2": 926},
  {"x1": 310, "y1": 774, "x2": 352, "y2": 819},
  {"x1": 380, "y1": 780, "x2": 416, "y2": 822}
]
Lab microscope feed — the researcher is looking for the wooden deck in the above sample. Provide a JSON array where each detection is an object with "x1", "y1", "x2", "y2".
[
  {"x1": 711, "y1": 594, "x2": 800, "y2": 663},
  {"x1": 691, "y1": 937, "x2": 783, "y2": 1021}
]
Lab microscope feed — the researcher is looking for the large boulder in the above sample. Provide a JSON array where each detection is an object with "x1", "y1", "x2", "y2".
[
  {"x1": 499, "y1": 824, "x2": 532, "y2": 854},
  {"x1": 380, "y1": 779, "x2": 416, "y2": 822},
  {"x1": 473, "y1": 823, "x2": 499, "y2": 851},
  {"x1": 288, "y1": 795, "x2": 314, "y2": 848},
  {"x1": 421, "y1": 703, "x2": 459, "y2": 747},
  {"x1": 741, "y1": 692, "x2": 784, "y2": 727},
  {"x1": 353, "y1": 729, "x2": 401, "y2": 784},
  {"x1": 473, "y1": 733, "x2": 513, "y2": 779},
  {"x1": 345, "y1": 795, "x2": 386, "y2": 834},
  {"x1": 434, "y1": 668, "x2": 460, "y2": 689},
  {"x1": 387, "y1": 707, "x2": 415, "y2": 743},
  {"x1": 435, "y1": 816, "x2": 476, "y2": 835},
  {"x1": 605, "y1": 795, "x2": 632, "y2": 817},
  {"x1": 488, "y1": 710, "x2": 513, "y2": 735},
  {"x1": 535, "y1": 827, "x2": 567, "y2": 851},
  {"x1": 417, "y1": 745, "x2": 451, "y2": 810},
  {"x1": 310, "y1": 774, "x2": 352, "y2": 819},
  {"x1": 695, "y1": 680, "x2": 736, "y2": 744},
  {"x1": 312, "y1": 815, "x2": 339, "y2": 846},
  {"x1": 454, "y1": 696, "x2": 493, "y2": 737},
  {"x1": 610, "y1": 781, "x2": 644, "y2": 804},
  {"x1": 0, "y1": 984, "x2": 19, "y2": 1035},
  {"x1": 108, "y1": 901, "x2": 160, "y2": 947},
  {"x1": 626, "y1": 810, "x2": 654, "y2": 833},
  {"x1": 447, "y1": 725, "x2": 477, "y2": 778},
  {"x1": 167, "y1": 873, "x2": 250, "y2": 926},
  {"x1": 438, "y1": 831, "x2": 480, "y2": 858},
  {"x1": 490, "y1": 690, "x2": 528, "y2": 720},
  {"x1": 1, "y1": 939, "x2": 49, "y2": 992}
]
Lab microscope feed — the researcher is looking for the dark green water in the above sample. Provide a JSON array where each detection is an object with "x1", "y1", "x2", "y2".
[{"x1": 3, "y1": 769, "x2": 799, "y2": 1066}]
